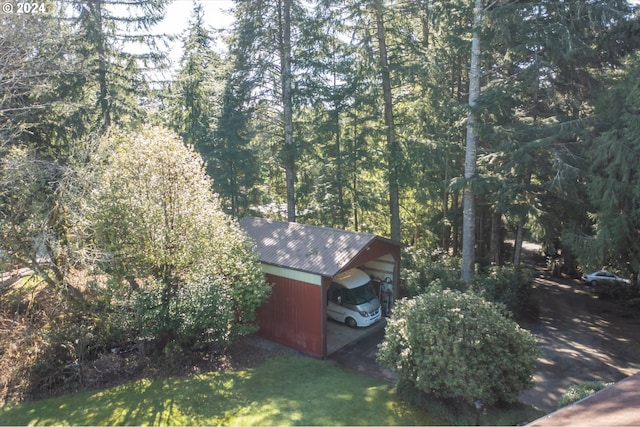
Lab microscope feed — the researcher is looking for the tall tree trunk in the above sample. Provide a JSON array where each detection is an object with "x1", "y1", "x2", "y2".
[
  {"x1": 490, "y1": 211, "x2": 501, "y2": 265},
  {"x1": 374, "y1": 0, "x2": 400, "y2": 241},
  {"x1": 513, "y1": 171, "x2": 531, "y2": 265},
  {"x1": 351, "y1": 115, "x2": 359, "y2": 232},
  {"x1": 333, "y1": 68, "x2": 346, "y2": 227},
  {"x1": 335, "y1": 113, "x2": 346, "y2": 228},
  {"x1": 513, "y1": 218, "x2": 525, "y2": 265},
  {"x1": 513, "y1": 172, "x2": 531, "y2": 266},
  {"x1": 452, "y1": 190, "x2": 460, "y2": 255},
  {"x1": 461, "y1": 0, "x2": 482, "y2": 286},
  {"x1": 279, "y1": 0, "x2": 295, "y2": 222}
]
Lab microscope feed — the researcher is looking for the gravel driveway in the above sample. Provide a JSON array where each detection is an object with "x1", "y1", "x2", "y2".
[
  {"x1": 519, "y1": 272, "x2": 640, "y2": 412},
  {"x1": 330, "y1": 269, "x2": 640, "y2": 414}
]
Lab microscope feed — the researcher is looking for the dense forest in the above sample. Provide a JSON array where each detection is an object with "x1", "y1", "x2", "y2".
[
  {"x1": 212, "y1": 0, "x2": 639, "y2": 281},
  {"x1": 2, "y1": 0, "x2": 640, "y2": 280}
]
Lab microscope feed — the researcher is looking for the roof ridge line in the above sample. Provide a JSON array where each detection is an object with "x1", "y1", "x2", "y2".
[{"x1": 245, "y1": 216, "x2": 377, "y2": 238}]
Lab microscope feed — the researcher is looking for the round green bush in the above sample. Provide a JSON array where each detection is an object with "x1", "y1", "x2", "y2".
[{"x1": 377, "y1": 290, "x2": 539, "y2": 406}]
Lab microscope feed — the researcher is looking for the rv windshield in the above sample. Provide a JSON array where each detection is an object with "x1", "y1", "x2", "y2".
[{"x1": 348, "y1": 282, "x2": 377, "y2": 305}]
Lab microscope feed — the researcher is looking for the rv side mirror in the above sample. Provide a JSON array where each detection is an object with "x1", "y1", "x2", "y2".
[{"x1": 337, "y1": 295, "x2": 342, "y2": 305}]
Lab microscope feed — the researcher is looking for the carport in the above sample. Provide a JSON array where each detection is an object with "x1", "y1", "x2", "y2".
[{"x1": 239, "y1": 217, "x2": 401, "y2": 359}]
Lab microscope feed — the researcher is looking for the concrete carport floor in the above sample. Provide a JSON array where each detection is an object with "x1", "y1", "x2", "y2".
[{"x1": 327, "y1": 319, "x2": 395, "y2": 382}]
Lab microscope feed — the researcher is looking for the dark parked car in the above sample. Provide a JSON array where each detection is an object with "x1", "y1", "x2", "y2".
[{"x1": 582, "y1": 270, "x2": 631, "y2": 287}]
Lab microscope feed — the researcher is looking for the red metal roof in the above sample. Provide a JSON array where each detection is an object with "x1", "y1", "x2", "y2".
[{"x1": 239, "y1": 217, "x2": 399, "y2": 277}]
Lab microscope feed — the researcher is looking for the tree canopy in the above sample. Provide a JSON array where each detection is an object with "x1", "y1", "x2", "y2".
[
  {"x1": 89, "y1": 125, "x2": 271, "y2": 350},
  {"x1": 2, "y1": 0, "x2": 640, "y2": 298}
]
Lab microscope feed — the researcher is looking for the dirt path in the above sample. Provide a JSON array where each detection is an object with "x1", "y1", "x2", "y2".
[{"x1": 518, "y1": 271, "x2": 640, "y2": 412}]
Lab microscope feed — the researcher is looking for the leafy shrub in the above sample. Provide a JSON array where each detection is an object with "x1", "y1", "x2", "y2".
[
  {"x1": 377, "y1": 290, "x2": 539, "y2": 406},
  {"x1": 89, "y1": 126, "x2": 271, "y2": 352},
  {"x1": 123, "y1": 256, "x2": 268, "y2": 352},
  {"x1": 472, "y1": 265, "x2": 534, "y2": 317},
  {"x1": 27, "y1": 304, "x2": 119, "y2": 398},
  {"x1": 401, "y1": 247, "x2": 465, "y2": 297},
  {"x1": 402, "y1": 248, "x2": 534, "y2": 318},
  {"x1": 558, "y1": 381, "x2": 611, "y2": 408}
]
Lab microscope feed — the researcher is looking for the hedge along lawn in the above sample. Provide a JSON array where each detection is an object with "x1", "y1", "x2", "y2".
[{"x1": 0, "y1": 354, "x2": 445, "y2": 426}]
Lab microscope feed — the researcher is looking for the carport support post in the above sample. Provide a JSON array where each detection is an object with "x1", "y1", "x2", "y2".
[{"x1": 393, "y1": 247, "x2": 401, "y2": 308}]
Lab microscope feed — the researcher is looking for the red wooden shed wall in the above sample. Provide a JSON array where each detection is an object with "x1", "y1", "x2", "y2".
[{"x1": 256, "y1": 273, "x2": 323, "y2": 357}]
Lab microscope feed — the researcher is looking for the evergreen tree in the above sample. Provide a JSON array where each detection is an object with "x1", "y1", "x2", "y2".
[
  {"x1": 280, "y1": 0, "x2": 296, "y2": 222},
  {"x1": 373, "y1": 0, "x2": 401, "y2": 241},
  {"x1": 568, "y1": 53, "x2": 640, "y2": 276},
  {"x1": 0, "y1": 2, "x2": 79, "y2": 152},
  {"x1": 168, "y1": 2, "x2": 221, "y2": 158},
  {"x1": 0, "y1": 4, "x2": 88, "y2": 293},
  {"x1": 299, "y1": 0, "x2": 405, "y2": 237},
  {"x1": 291, "y1": 6, "x2": 350, "y2": 228},
  {"x1": 293, "y1": 0, "x2": 383, "y2": 231},
  {"x1": 212, "y1": 46, "x2": 260, "y2": 216},
  {"x1": 65, "y1": 0, "x2": 169, "y2": 133},
  {"x1": 388, "y1": 0, "x2": 469, "y2": 250},
  {"x1": 475, "y1": 0, "x2": 638, "y2": 268}
]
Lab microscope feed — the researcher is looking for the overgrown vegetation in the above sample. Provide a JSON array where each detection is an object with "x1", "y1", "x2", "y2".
[
  {"x1": 557, "y1": 381, "x2": 612, "y2": 408},
  {"x1": 0, "y1": 126, "x2": 270, "y2": 403},
  {"x1": 402, "y1": 248, "x2": 536, "y2": 318},
  {"x1": 401, "y1": 248, "x2": 466, "y2": 297},
  {"x1": 472, "y1": 266, "x2": 535, "y2": 317}
]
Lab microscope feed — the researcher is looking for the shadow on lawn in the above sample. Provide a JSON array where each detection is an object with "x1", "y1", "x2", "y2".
[
  {"x1": 6, "y1": 373, "x2": 250, "y2": 426},
  {"x1": 1, "y1": 356, "x2": 439, "y2": 426}
]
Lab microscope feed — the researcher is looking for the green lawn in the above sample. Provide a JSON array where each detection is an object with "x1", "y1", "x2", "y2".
[{"x1": 0, "y1": 354, "x2": 445, "y2": 426}]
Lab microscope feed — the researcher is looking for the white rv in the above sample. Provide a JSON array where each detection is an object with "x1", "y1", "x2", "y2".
[{"x1": 327, "y1": 268, "x2": 382, "y2": 327}]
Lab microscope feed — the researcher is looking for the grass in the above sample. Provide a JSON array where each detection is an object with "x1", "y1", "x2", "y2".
[
  {"x1": 0, "y1": 354, "x2": 445, "y2": 426},
  {"x1": 404, "y1": 393, "x2": 545, "y2": 426}
]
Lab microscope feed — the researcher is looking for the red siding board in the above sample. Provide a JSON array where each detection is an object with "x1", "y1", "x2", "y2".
[{"x1": 257, "y1": 274, "x2": 323, "y2": 357}]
